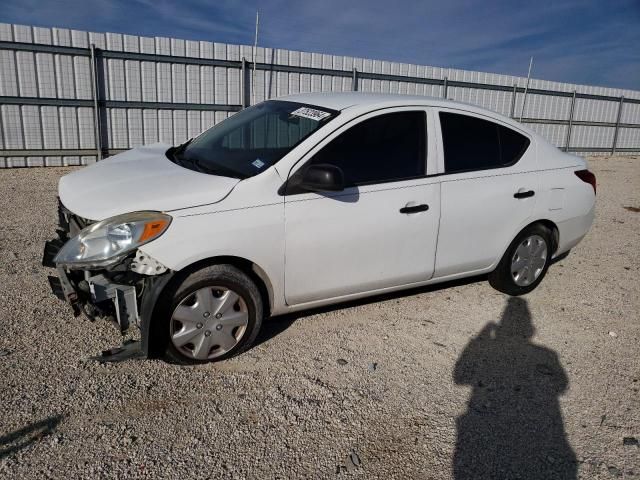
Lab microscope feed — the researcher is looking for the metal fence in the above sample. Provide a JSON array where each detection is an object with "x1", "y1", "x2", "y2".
[{"x1": 1, "y1": 22, "x2": 639, "y2": 168}]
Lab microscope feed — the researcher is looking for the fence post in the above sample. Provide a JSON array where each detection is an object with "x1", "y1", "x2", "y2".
[
  {"x1": 241, "y1": 58, "x2": 250, "y2": 108},
  {"x1": 89, "y1": 44, "x2": 103, "y2": 160},
  {"x1": 612, "y1": 96, "x2": 624, "y2": 155},
  {"x1": 564, "y1": 90, "x2": 576, "y2": 152},
  {"x1": 352, "y1": 68, "x2": 358, "y2": 91},
  {"x1": 443, "y1": 76, "x2": 448, "y2": 99},
  {"x1": 510, "y1": 84, "x2": 517, "y2": 118}
]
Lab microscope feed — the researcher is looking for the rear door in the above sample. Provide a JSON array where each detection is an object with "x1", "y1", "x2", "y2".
[
  {"x1": 283, "y1": 108, "x2": 441, "y2": 305},
  {"x1": 433, "y1": 109, "x2": 539, "y2": 278}
]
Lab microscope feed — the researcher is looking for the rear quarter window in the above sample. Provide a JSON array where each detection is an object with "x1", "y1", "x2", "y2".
[{"x1": 439, "y1": 112, "x2": 530, "y2": 174}]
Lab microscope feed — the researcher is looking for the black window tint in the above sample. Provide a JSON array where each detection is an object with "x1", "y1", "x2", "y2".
[
  {"x1": 499, "y1": 123, "x2": 531, "y2": 164},
  {"x1": 310, "y1": 111, "x2": 426, "y2": 186},
  {"x1": 439, "y1": 112, "x2": 529, "y2": 173}
]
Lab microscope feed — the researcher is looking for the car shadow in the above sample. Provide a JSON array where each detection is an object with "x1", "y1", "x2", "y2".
[
  {"x1": 253, "y1": 274, "x2": 487, "y2": 348},
  {"x1": 453, "y1": 297, "x2": 577, "y2": 479},
  {"x1": 254, "y1": 252, "x2": 575, "y2": 349},
  {"x1": 0, "y1": 415, "x2": 64, "y2": 459}
]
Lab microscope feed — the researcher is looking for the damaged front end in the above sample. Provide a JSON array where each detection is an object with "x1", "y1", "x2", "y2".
[{"x1": 43, "y1": 200, "x2": 174, "y2": 357}]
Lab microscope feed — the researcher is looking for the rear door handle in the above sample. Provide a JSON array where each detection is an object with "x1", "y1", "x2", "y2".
[
  {"x1": 400, "y1": 203, "x2": 429, "y2": 214},
  {"x1": 514, "y1": 189, "x2": 535, "y2": 199}
]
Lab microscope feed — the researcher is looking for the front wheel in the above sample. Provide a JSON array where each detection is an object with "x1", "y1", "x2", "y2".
[
  {"x1": 157, "y1": 264, "x2": 263, "y2": 364},
  {"x1": 489, "y1": 224, "x2": 553, "y2": 296}
]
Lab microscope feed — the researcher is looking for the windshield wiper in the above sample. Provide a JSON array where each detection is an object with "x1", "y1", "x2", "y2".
[
  {"x1": 169, "y1": 138, "x2": 247, "y2": 179},
  {"x1": 191, "y1": 158, "x2": 246, "y2": 180},
  {"x1": 173, "y1": 138, "x2": 192, "y2": 160},
  {"x1": 166, "y1": 138, "x2": 192, "y2": 166}
]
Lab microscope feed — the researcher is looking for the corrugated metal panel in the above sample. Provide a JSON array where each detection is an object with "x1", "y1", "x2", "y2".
[
  {"x1": 573, "y1": 98, "x2": 619, "y2": 123},
  {"x1": 128, "y1": 109, "x2": 143, "y2": 147},
  {"x1": 1, "y1": 105, "x2": 23, "y2": 148},
  {"x1": 0, "y1": 49, "x2": 19, "y2": 96},
  {"x1": 621, "y1": 102, "x2": 639, "y2": 124},
  {"x1": 528, "y1": 123, "x2": 568, "y2": 148},
  {"x1": 570, "y1": 125, "x2": 615, "y2": 149},
  {"x1": 21, "y1": 105, "x2": 41, "y2": 148},
  {"x1": 0, "y1": 22, "x2": 638, "y2": 167},
  {"x1": 616, "y1": 127, "x2": 640, "y2": 149},
  {"x1": 78, "y1": 107, "x2": 95, "y2": 148},
  {"x1": 41, "y1": 106, "x2": 60, "y2": 148},
  {"x1": 143, "y1": 109, "x2": 158, "y2": 144},
  {"x1": 158, "y1": 109, "x2": 173, "y2": 144}
]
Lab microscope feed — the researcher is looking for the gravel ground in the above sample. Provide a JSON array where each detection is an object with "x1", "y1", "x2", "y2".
[{"x1": 0, "y1": 155, "x2": 638, "y2": 479}]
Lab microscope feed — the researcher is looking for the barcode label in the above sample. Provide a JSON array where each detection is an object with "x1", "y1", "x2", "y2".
[{"x1": 290, "y1": 107, "x2": 331, "y2": 121}]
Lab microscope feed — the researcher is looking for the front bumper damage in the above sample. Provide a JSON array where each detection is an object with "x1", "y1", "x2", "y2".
[
  {"x1": 43, "y1": 199, "x2": 173, "y2": 359},
  {"x1": 45, "y1": 264, "x2": 140, "y2": 333}
]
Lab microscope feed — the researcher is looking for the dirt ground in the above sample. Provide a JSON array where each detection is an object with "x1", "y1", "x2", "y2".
[{"x1": 0, "y1": 155, "x2": 638, "y2": 479}]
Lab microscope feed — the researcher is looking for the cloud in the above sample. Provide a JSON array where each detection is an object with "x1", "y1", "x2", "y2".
[{"x1": 1, "y1": 0, "x2": 638, "y2": 89}]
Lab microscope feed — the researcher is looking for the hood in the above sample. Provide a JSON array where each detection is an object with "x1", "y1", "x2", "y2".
[{"x1": 59, "y1": 143, "x2": 240, "y2": 220}]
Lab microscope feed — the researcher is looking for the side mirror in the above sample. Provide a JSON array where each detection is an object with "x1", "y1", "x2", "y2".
[{"x1": 299, "y1": 164, "x2": 345, "y2": 192}]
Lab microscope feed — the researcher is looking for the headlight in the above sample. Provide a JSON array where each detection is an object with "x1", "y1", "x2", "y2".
[{"x1": 55, "y1": 211, "x2": 172, "y2": 268}]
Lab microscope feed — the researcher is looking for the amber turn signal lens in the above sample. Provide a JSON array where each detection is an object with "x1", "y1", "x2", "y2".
[{"x1": 139, "y1": 219, "x2": 170, "y2": 242}]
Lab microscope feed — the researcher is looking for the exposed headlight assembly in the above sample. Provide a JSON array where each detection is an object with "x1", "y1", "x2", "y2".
[{"x1": 55, "y1": 211, "x2": 171, "y2": 268}]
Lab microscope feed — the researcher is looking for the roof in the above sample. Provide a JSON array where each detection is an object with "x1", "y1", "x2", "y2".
[{"x1": 279, "y1": 92, "x2": 446, "y2": 111}]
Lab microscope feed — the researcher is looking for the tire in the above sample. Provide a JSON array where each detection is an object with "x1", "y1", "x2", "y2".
[
  {"x1": 488, "y1": 224, "x2": 554, "y2": 296},
  {"x1": 156, "y1": 264, "x2": 263, "y2": 364}
]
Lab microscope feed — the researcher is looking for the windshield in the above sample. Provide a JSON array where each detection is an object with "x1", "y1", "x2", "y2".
[{"x1": 169, "y1": 100, "x2": 339, "y2": 179}]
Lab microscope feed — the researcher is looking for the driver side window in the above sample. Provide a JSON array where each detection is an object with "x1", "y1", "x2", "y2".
[{"x1": 309, "y1": 111, "x2": 426, "y2": 186}]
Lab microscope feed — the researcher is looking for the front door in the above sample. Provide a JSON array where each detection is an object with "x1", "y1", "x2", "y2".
[{"x1": 283, "y1": 109, "x2": 441, "y2": 306}]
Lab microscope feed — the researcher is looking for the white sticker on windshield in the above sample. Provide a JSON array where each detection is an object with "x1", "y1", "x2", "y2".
[
  {"x1": 252, "y1": 158, "x2": 265, "y2": 169},
  {"x1": 290, "y1": 107, "x2": 331, "y2": 122}
]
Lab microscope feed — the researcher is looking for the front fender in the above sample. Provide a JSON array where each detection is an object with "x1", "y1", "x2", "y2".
[{"x1": 139, "y1": 272, "x2": 176, "y2": 358}]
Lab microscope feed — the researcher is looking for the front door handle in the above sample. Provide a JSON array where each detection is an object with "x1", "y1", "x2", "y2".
[
  {"x1": 514, "y1": 189, "x2": 535, "y2": 199},
  {"x1": 400, "y1": 203, "x2": 429, "y2": 214}
]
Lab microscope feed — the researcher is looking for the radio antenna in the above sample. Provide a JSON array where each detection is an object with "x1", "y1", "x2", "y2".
[{"x1": 519, "y1": 56, "x2": 533, "y2": 122}]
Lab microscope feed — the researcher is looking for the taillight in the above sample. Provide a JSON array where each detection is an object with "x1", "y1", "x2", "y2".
[{"x1": 575, "y1": 169, "x2": 596, "y2": 194}]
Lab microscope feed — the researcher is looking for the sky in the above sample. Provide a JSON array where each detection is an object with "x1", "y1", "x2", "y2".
[{"x1": 2, "y1": 0, "x2": 639, "y2": 90}]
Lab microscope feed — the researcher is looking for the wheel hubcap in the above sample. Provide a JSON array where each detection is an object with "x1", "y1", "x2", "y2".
[
  {"x1": 170, "y1": 286, "x2": 249, "y2": 360},
  {"x1": 511, "y1": 234, "x2": 548, "y2": 287}
]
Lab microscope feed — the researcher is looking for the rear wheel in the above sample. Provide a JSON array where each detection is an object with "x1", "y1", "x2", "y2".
[
  {"x1": 489, "y1": 224, "x2": 553, "y2": 296},
  {"x1": 158, "y1": 264, "x2": 263, "y2": 364}
]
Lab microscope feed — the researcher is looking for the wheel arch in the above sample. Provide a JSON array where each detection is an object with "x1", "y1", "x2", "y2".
[
  {"x1": 492, "y1": 218, "x2": 560, "y2": 273},
  {"x1": 511, "y1": 219, "x2": 559, "y2": 255},
  {"x1": 141, "y1": 255, "x2": 275, "y2": 358},
  {"x1": 487, "y1": 219, "x2": 559, "y2": 295},
  {"x1": 528, "y1": 219, "x2": 559, "y2": 254},
  {"x1": 175, "y1": 255, "x2": 275, "y2": 317}
]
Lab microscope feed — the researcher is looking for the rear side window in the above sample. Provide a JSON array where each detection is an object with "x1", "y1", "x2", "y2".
[
  {"x1": 439, "y1": 112, "x2": 530, "y2": 173},
  {"x1": 309, "y1": 111, "x2": 426, "y2": 186}
]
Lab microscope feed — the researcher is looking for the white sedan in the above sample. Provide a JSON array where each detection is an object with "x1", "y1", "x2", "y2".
[{"x1": 44, "y1": 93, "x2": 596, "y2": 363}]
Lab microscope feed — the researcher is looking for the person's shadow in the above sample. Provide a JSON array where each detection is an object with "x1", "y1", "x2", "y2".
[{"x1": 453, "y1": 297, "x2": 577, "y2": 479}]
